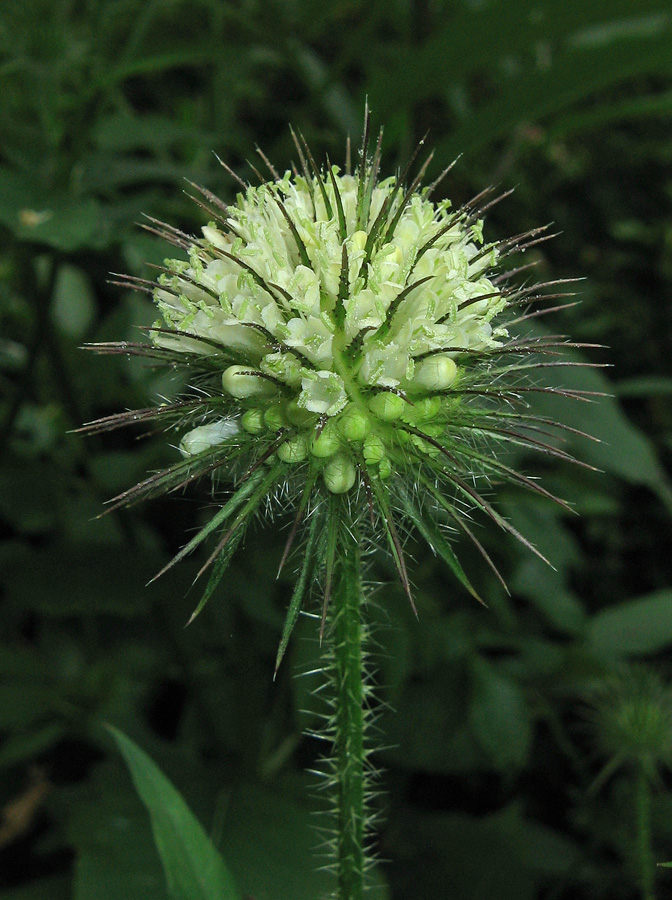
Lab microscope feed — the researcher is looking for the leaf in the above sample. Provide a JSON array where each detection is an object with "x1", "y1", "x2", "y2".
[
  {"x1": 1, "y1": 543, "x2": 168, "y2": 616},
  {"x1": 185, "y1": 526, "x2": 245, "y2": 625},
  {"x1": 519, "y1": 326, "x2": 672, "y2": 513},
  {"x1": 51, "y1": 264, "x2": 97, "y2": 339},
  {"x1": 0, "y1": 877, "x2": 71, "y2": 900},
  {"x1": 587, "y1": 590, "x2": 672, "y2": 657},
  {"x1": 469, "y1": 658, "x2": 533, "y2": 771},
  {"x1": 369, "y1": 475, "x2": 417, "y2": 614},
  {"x1": 218, "y1": 784, "x2": 390, "y2": 900},
  {"x1": 398, "y1": 488, "x2": 483, "y2": 603},
  {"x1": 392, "y1": 803, "x2": 579, "y2": 900},
  {"x1": 69, "y1": 760, "x2": 167, "y2": 900},
  {"x1": 369, "y1": 1, "x2": 672, "y2": 157},
  {"x1": 549, "y1": 87, "x2": 672, "y2": 138},
  {"x1": 0, "y1": 167, "x2": 108, "y2": 250},
  {"x1": 150, "y1": 467, "x2": 271, "y2": 582},
  {"x1": 274, "y1": 501, "x2": 324, "y2": 673},
  {"x1": 511, "y1": 558, "x2": 586, "y2": 635},
  {"x1": 108, "y1": 726, "x2": 240, "y2": 900},
  {"x1": 0, "y1": 722, "x2": 67, "y2": 769},
  {"x1": 92, "y1": 113, "x2": 215, "y2": 154}
]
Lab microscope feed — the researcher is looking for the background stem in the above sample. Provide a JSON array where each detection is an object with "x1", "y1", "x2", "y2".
[{"x1": 636, "y1": 764, "x2": 655, "y2": 900}]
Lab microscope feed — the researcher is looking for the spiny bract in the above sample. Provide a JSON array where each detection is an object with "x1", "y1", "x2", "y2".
[{"x1": 83, "y1": 117, "x2": 596, "y2": 641}]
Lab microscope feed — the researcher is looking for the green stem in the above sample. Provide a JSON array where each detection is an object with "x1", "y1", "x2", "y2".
[
  {"x1": 636, "y1": 764, "x2": 655, "y2": 900},
  {"x1": 330, "y1": 503, "x2": 366, "y2": 900}
]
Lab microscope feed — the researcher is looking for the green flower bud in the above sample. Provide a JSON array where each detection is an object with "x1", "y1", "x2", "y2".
[
  {"x1": 338, "y1": 404, "x2": 370, "y2": 442},
  {"x1": 285, "y1": 398, "x2": 316, "y2": 427},
  {"x1": 222, "y1": 365, "x2": 277, "y2": 399},
  {"x1": 363, "y1": 432, "x2": 385, "y2": 463},
  {"x1": 277, "y1": 434, "x2": 308, "y2": 463},
  {"x1": 323, "y1": 452, "x2": 357, "y2": 494},
  {"x1": 413, "y1": 396, "x2": 443, "y2": 421},
  {"x1": 264, "y1": 403, "x2": 286, "y2": 431},
  {"x1": 412, "y1": 355, "x2": 457, "y2": 392},
  {"x1": 310, "y1": 421, "x2": 341, "y2": 458},
  {"x1": 179, "y1": 419, "x2": 238, "y2": 457},
  {"x1": 378, "y1": 457, "x2": 392, "y2": 479},
  {"x1": 368, "y1": 392, "x2": 406, "y2": 422},
  {"x1": 241, "y1": 408, "x2": 266, "y2": 434}
]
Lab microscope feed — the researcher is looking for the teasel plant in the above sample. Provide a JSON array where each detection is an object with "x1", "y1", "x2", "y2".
[
  {"x1": 584, "y1": 666, "x2": 672, "y2": 900},
  {"x1": 79, "y1": 107, "x2": 602, "y2": 898}
]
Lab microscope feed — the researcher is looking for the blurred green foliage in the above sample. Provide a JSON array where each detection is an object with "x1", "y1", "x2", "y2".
[{"x1": 1, "y1": 1, "x2": 672, "y2": 897}]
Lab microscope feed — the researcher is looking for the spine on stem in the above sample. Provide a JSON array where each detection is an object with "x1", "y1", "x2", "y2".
[{"x1": 319, "y1": 495, "x2": 376, "y2": 900}]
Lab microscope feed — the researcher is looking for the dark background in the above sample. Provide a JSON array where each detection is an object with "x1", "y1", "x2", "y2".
[{"x1": 1, "y1": 1, "x2": 672, "y2": 897}]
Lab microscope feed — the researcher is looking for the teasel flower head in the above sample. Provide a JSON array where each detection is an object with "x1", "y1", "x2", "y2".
[
  {"x1": 584, "y1": 666, "x2": 672, "y2": 785},
  {"x1": 82, "y1": 111, "x2": 600, "y2": 667}
]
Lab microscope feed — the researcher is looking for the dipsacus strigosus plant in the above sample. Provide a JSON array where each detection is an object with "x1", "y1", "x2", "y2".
[{"x1": 82, "y1": 110, "x2": 598, "y2": 899}]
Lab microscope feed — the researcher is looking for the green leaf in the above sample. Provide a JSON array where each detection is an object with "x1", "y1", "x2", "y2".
[
  {"x1": 151, "y1": 467, "x2": 271, "y2": 582},
  {"x1": 218, "y1": 784, "x2": 390, "y2": 900},
  {"x1": 398, "y1": 488, "x2": 483, "y2": 603},
  {"x1": 92, "y1": 113, "x2": 214, "y2": 154},
  {"x1": 275, "y1": 501, "x2": 324, "y2": 673},
  {"x1": 1, "y1": 543, "x2": 170, "y2": 616},
  {"x1": 368, "y1": 3, "x2": 672, "y2": 163},
  {"x1": 587, "y1": 590, "x2": 672, "y2": 657},
  {"x1": 0, "y1": 877, "x2": 70, "y2": 900},
  {"x1": 392, "y1": 803, "x2": 578, "y2": 899},
  {"x1": 51, "y1": 264, "x2": 97, "y2": 339},
  {"x1": 0, "y1": 167, "x2": 107, "y2": 250},
  {"x1": 519, "y1": 327, "x2": 672, "y2": 513},
  {"x1": 511, "y1": 558, "x2": 586, "y2": 635},
  {"x1": 95, "y1": 49, "x2": 216, "y2": 89},
  {"x1": 549, "y1": 87, "x2": 672, "y2": 138},
  {"x1": 186, "y1": 526, "x2": 245, "y2": 624},
  {"x1": 108, "y1": 726, "x2": 240, "y2": 900},
  {"x1": 615, "y1": 375, "x2": 672, "y2": 398},
  {"x1": 469, "y1": 658, "x2": 533, "y2": 771},
  {"x1": 0, "y1": 722, "x2": 66, "y2": 769},
  {"x1": 69, "y1": 760, "x2": 166, "y2": 900}
]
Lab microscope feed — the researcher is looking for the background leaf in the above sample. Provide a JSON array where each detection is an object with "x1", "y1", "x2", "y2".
[
  {"x1": 108, "y1": 727, "x2": 240, "y2": 900},
  {"x1": 588, "y1": 590, "x2": 672, "y2": 657}
]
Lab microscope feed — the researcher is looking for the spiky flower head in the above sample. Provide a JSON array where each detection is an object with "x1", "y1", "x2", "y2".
[
  {"x1": 84, "y1": 114, "x2": 595, "y2": 659},
  {"x1": 585, "y1": 666, "x2": 672, "y2": 781}
]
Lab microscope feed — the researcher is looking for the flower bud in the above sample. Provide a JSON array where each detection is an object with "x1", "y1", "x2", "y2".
[
  {"x1": 277, "y1": 434, "x2": 308, "y2": 463},
  {"x1": 363, "y1": 433, "x2": 385, "y2": 463},
  {"x1": 323, "y1": 453, "x2": 357, "y2": 494},
  {"x1": 378, "y1": 457, "x2": 392, "y2": 479},
  {"x1": 368, "y1": 392, "x2": 406, "y2": 421},
  {"x1": 413, "y1": 396, "x2": 443, "y2": 421},
  {"x1": 310, "y1": 421, "x2": 341, "y2": 458},
  {"x1": 285, "y1": 398, "x2": 316, "y2": 426},
  {"x1": 264, "y1": 403, "x2": 286, "y2": 431},
  {"x1": 179, "y1": 420, "x2": 238, "y2": 457},
  {"x1": 261, "y1": 351, "x2": 302, "y2": 386},
  {"x1": 222, "y1": 365, "x2": 277, "y2": 399},
  {"x1": 413, "y1": 355, "x2": 457, "y2": 392},
  {"x1": 338, "y1": 404, "x2": 370, "y2": 442},
  {"x1": 241, "y1": 408, "x2": 266, "y2": 434}
]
